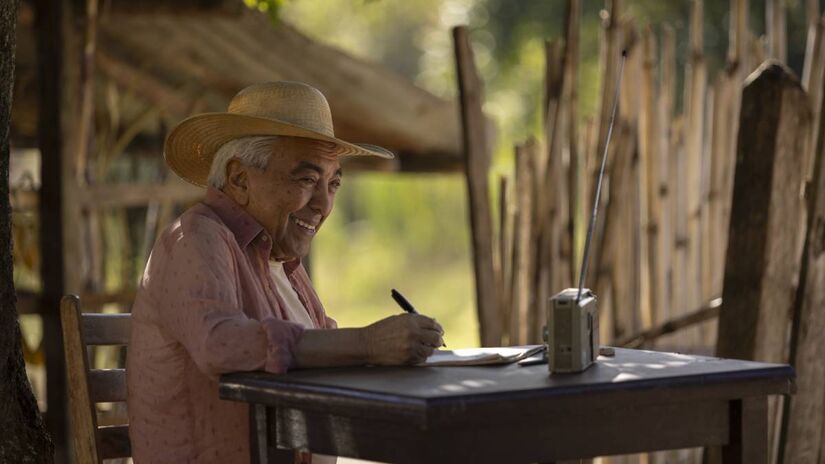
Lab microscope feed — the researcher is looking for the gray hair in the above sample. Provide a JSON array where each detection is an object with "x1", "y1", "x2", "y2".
[{"x1": 207, "y1": 136, "x2": 280, "y2": 189}]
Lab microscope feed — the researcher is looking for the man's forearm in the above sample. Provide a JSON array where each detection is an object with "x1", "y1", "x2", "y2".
[{"x1": 292, "y1": 328, "x2": 370, "y2": 368}]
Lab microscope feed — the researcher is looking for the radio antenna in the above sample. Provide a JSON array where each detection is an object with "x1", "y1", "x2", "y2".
[{"x1": 576, "y1": 50, "x2": 627, "y2": 303}]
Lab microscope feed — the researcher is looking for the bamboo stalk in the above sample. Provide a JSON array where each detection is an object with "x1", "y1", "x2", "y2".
[
  {"x1": 452, "y1": 26, "x2": 501, "y2": 346},
  {"x1": 586, "y1": 0, "x2": 622, "y2": 296},
  {"x1": 618, "y1": 298, "x2": 722, "y2": 349},
  {"x1": 638, "y1": 27, "x2": 656, "y2": 329},
  {"x1": 766, "y1": 0, "x2": 787, "y2": 63},
  {"x1": 804, "y1": 19, "x2": 825, "y2": 181},
  {"x1": 564, "y1": 0, "x2": 580, "y2": 285},
  {"x1": 656, "y1": 25, "x2": 676, "y2": 332},
  {"x1": 683, "y1": 0, "x2": 707, "y2": 346},
  {"x1": 498, "y1": 176, "x2": 514, "y2": 345},
  {"x1": 511, "y1": 144, "x2": 534, "y2": 345}
]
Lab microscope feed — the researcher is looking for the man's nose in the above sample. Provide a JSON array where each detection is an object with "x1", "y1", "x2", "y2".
[{"x1": 309, "y1": 184, "x2": 333, "y2": 215}]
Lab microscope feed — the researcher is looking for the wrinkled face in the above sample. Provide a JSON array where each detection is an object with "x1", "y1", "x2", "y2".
[{"x1": 225, "y1": 137, "x2": 342, "y2": 261}]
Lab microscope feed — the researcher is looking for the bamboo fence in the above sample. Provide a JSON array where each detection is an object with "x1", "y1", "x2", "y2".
[{"x1": 454, "y1": 0, "x2": 825, "y2": 462}]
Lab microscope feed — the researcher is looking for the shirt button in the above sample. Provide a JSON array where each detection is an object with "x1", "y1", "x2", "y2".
[{"x1": 262, "y1": 236, "x2": 268, "y2": 242}]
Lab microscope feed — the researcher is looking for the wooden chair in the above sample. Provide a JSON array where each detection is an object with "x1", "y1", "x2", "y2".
[{"x1": 60, "y1": 295, "x2": 131, "y2": 463}]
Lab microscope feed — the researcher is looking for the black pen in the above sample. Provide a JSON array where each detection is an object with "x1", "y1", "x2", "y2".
[
  {"x1": 391, "y1": 289, "x2": 446, "y2": 347},
  {"x1": 391, "y1": 289, "x2": 418, "y2": 314}
]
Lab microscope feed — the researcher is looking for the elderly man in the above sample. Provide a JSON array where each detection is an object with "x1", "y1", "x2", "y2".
[{"x1": 127, "y1": 81, "x2": 445, "y2": 464}]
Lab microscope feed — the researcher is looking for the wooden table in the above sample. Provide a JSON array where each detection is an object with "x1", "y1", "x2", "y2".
[{"x1": 219, "y1": 348, "x2": 794, "y2": 464}]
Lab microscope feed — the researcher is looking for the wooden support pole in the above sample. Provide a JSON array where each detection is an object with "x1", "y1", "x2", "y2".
[
  {"x1": 453, "y1": 26, "x2": 501, "y2": 347},
  {"x1": 34, "y1": 0, "x2": 84, "y2": 459}
]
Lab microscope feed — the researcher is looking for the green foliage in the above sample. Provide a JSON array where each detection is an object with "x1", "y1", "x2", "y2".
[{"x1": 243, "y1": 0, "x2": 286, "y2": 23}]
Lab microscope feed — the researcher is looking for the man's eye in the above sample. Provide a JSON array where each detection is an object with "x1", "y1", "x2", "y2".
[
  {"x1": 330, "y1": 180, "x2": 342, "y2": 191},
  {"x1": 299, "y1": 177, "x2": 317, "y2": 186}
]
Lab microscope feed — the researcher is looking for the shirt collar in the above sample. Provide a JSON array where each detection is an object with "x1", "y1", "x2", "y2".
[
  {"x1": 203, "y1": 187, "x2": 266, "y2": 249},
  {"x1": 203, "y1": 188, "x2": 302, "y2": 272}
]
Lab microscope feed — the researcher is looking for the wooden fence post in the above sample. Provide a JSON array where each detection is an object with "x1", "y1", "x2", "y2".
[
  {"x1": 453, "y1": 26, "x2": 501, "y2": 346},
  {"x1": 716, "y1": 61, "x2": 809, "y2": 363},
  {"x1": 715, "y1": 61, "x2": 811, "y2": 464}
]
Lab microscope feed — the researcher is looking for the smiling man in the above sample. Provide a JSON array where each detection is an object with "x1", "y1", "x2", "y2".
[{"x1": 126, "y1": 82, "x2": 444, "y2": 464}]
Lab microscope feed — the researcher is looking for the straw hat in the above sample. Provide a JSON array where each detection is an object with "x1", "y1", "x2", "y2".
[{"x1": 164, "y1": 81, "x2": 394, "y2": 187}]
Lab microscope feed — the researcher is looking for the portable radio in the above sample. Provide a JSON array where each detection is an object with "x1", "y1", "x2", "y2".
[{"x1": 545, "y1": 288, "x2": 599, "y2": 373}]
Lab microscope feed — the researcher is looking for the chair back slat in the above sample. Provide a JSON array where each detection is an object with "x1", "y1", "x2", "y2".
[
  {"x1": 99, "y1": 425, "x2": 132, "y2": 459},
  {"x1": 82, "y1": 313, "x2": 131, "y2": 345},
  {"x1": 89, "y1": 369, "x2": 127, "y2": 403},
  {"x1": 60, "y1": 295, "x2": 102, "y2": 464},
  {"x1": 61, "y1": 295, "x2": 132, "y2": 464}
]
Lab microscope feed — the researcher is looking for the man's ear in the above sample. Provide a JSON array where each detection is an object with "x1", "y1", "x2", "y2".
[{"x1": 224, "y1": 159, "x2": 250, "y2": 206}]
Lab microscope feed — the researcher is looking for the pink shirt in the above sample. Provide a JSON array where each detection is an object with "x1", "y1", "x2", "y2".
[{"x1": 127, "y1": 188, "x2": 336, "y2": 463}]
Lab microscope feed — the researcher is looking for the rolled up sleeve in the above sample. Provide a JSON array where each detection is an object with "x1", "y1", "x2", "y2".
[{"x1": 154, "y1": 220, "x2": 304, "y2": 378}]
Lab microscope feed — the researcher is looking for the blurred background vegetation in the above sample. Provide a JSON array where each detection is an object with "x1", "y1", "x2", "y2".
[
  {"x1": 274, "y1": 0, "x2": 813, "y2": 348},
  {"x1": 13, "y1": 0, "x2": 817, "y2": 352}
]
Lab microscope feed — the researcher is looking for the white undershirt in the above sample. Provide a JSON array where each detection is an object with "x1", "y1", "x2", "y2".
[
  {"x1": 268, "y1": 261, "x2": 337, "y2": 464},
  {"x1": 269, "y1": 261, "x2": 315, "y2": 329}
]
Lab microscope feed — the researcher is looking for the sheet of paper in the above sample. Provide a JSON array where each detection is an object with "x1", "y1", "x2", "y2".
[{"x1": 418, "y1": 345, "x2": 545, "y2": 367}]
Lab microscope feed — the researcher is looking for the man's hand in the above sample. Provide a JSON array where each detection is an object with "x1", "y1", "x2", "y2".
[{"x1": 363, "y1": 314, "x2": 445, "y2": 365}]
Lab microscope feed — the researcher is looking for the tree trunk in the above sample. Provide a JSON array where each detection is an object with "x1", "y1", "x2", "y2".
[{"x1": 0, "y1": 0, "x2": 54, "y2": 461}]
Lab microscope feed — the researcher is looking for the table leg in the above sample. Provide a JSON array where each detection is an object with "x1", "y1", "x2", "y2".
[
  {"x1": 721, "y1": 397, "x2": 767, "y2": 464},
  {"x1": 250, "y1": 404, "x2": 269, "y2": 464}
]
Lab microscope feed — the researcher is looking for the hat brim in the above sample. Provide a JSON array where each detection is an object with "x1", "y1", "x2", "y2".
[{"x1": 164, "y1": 113, "x2": 395, "y2": 187}]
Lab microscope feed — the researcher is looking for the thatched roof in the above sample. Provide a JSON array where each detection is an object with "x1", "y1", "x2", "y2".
[{"x1": 13, "y1": 1, "x2": 468, "y2": 171}]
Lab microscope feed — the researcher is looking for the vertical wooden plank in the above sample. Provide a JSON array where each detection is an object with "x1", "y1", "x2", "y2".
[
  {"x1": 544, "y1": 41, "x2": 571, "y2": 296},
  {"x1": 766, "y1": 0, "x2": 787, "y2": 64},
  {"x1": 511, "y1": 144, "x2": 533, "y2": 345},
  {"x1": 453, "y1": 26, "x2": 501, "y2": 347},
  {"x1": 730, "y1": 0, "x2": 749, "y2": 73},
  {"x1": 498, "y1": 176, "x2": 514, "y2": 344},
  {"x1": 803, "y1": 19, "x2": 825, "y2": 181},
  {"x1": 586, "y1": 0, "x2": 622, "y2": 294},
  {"x1": 655, "y1": 25, "x2": 676, "y2": 337},
  {"x1": 638, "y1": 27, "x2": 656, "y2": 329},
  {"x1": 808, "y1": 0, "x2": 820, "y2": 31},
  {"x1": 563, "y1": 0, "x2": 580, "y2": 286},
  {"x1": 684, "y1": 0, "x2": 707, "y2": 346},
  {"x1": 608, "y1": 124, "x2": 638, "y2": 341},
  {"x1": 708, "y1": 75, "x2": 731, "y2": 301}
]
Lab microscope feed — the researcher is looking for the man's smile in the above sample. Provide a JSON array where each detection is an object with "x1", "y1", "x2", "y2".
[{"x1": 291, "y1": 215, "x2": 318, "y2": 233}]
